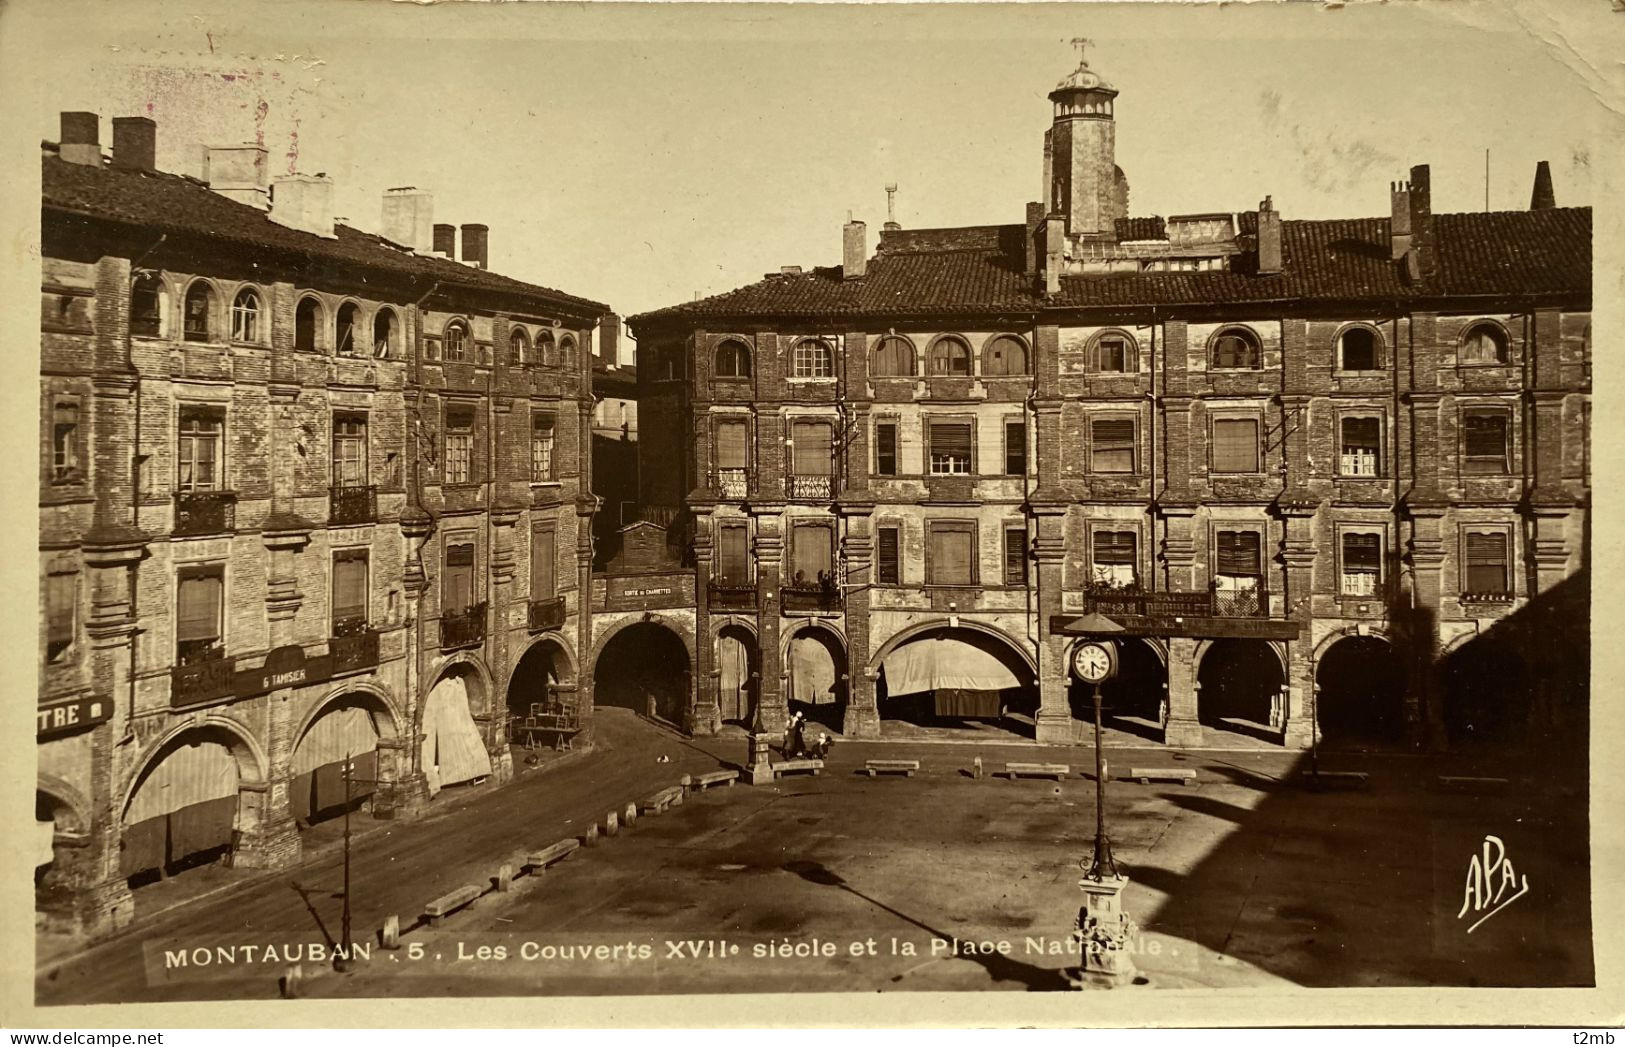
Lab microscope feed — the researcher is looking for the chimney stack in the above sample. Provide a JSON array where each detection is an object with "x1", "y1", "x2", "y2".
[
  {"x1": 1043, "y1": 214, "x2": 1065, "y2": 297},
  {"x1": 1025, "y1": 201, "x2": 1045, "y2": 276},
  {"x1": 1406, "y1": 163, "x2": 1434, "y2": 282},
  {"x1": 598, "y1": 314, "x2": 621, "y2": 365},
  {"x1": 1389, "y1": 179, "x2": 1412, "y2": 260},
  {"x1": 461, "y1": 223, "x2": 489, "y2": 270},
  {"x1": 59, "y1": 112, "x2": 101, "y2": 166},
  {"x1": 1256, "y1": 195, "x2": 1282, "y2": 276},
  {"x1": 206, "y1": 143, "x2": 270, "y2": 209},
  {"x1": 842, "y1": 217, "x2": 867, "y2": 280},
  {"x1": 269, "y1": 173, "x2": 336, "y2": 238},
  {"x1": 433, "y1": 223, "x2": 457, "y2": 257},
  {"x1": 111, "y1": 117, "x2": 156, "y2": 172},
  {"x1": 381, "y1": 188, "x2": 435, "y2": 253},
  {"x1": 1530, "y1": 160, "x2": 1555, "y2": 210}
]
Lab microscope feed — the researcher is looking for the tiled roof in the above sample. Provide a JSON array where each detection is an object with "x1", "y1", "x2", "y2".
[
  {"x1": 1114, "y1": 216, "x2": 1167, "y2": 241},
  {"x1": 629, "y1": 207, "x2": 1590, "y2": 326},
  {"x1": 41, "y1": 153, "x2": 610, "y2": 317}
]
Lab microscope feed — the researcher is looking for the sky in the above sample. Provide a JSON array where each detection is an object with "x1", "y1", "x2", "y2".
[{"x1": 10, "y1": 0, "x2": 1621, "y2": 361}]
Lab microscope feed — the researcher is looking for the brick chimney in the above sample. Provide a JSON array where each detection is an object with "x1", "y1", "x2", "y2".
[
  {"x1": 433, "y1": 223, "x2": 456, "y2": 257},
  {"x1": 381, "y1": 188, "x2": 434, "y2": 253},
  {"x1": 111, "y1": 117, "x2": 156, "y2": 171},
  {"x1": 1389, "y1": 178, "x2": 1412, "y2": 260},
  {"x1": 1025, "y1": 201, "x2": 1044, "y2": 276},
  {"x1": 1406, "y1": 163, "x2": 1434, "y2": 282},
  {"x1": 461, "y1": 223, "x2": 489, "y2": 270},
  {"x1": 1530, "y1": 160, "x2": 1555, "y2": 210},
  {"x1": 1042, "y1": 215, "x2": 1065, "y2": 297},
  {"x1": 206, "y1": 143, "x2": 269, "y2": 209},
  {"x1": 598, "y1": 313, "x2": 621, "y2": 365},
  {"x1": 59, "y1": 112, "x2": 100, "y2": 166},
  {"x1": 1256, "y1": 195, "x2": 1282, "y2": 275},
  {"x1": 269, "y1": 173, "x2": 336, "y2": 238},
  {"x1": 842, "y1": 217, "x2": 867, "y2": 280}
]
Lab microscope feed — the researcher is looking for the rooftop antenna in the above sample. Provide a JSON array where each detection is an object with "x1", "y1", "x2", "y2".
[{"x1": 885, "y1": 182, "x2": 899, "y2": 230}]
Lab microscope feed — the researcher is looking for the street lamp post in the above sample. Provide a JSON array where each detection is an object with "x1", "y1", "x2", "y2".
[
  {"x1": 335, "y1": 751, "x2": 384, "y2": 973},
  {"x1": 1086, "y1": 679, "x2": 1117, "y2": 882}
]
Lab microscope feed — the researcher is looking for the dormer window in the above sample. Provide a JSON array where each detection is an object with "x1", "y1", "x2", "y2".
[
  {"x1": 714, "y1": 339, "x2": 752, "y2": 378},
  {"x1": 1460, "y1": 322, "x2": 1510, "y2": 365},
  {"x1": 792, "y1": 338, "x2": 834, "y2": 379},
  {"x1": 927, "y1": 336, "x2": 972, "y2": 377},
  {"x1": 871, "y1": 335, "x2": 915, "y2": 377},
  {"x1": 1210, "y1": 326, "x2": 1261, "y2": 370}
]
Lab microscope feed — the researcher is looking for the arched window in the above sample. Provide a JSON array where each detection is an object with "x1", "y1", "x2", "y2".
[
  {"x1": 131, "y1": 273, "x2": 165, "y2": 338},
  {"x1": 537, "y1": 331, "x2": 556, "y2": 368},
  {"x1": 927, "y1": 336, "x2": 972, "y2": 377},
  {"x1": 230, "y1": 288, "x2": 261, "y2": 343},
  {"x1": 983, "y1": 335, "x2": 1030, "y2": 376},
  {"x1": 373, "y1": 308, "x2": 398, "y2": 358},
  {"x1": 1210, "y1": 326, "x2": 1262, "y2": 370},
  {"x1": 714, "y1": 339, "x2": 752, "y2": 378},
  {"x1": 183, "y1": 282, "x2": 216, "y2": 343},
  {"x1": 558, "y1": 336, "x2": 576, "y2": 370},
  {"x1": 792, "y1": 338, "x2": 834, "y2": 379},
  {"x1": 295, "y1": 297, "x2": 322, "y2": 352},
  {"x1": 871, "y1": 335, "x2": 916, "y2": 377},
  {"x1": 444, "y1": 320, "x2": 469, "y2": 361},
  {"x1": 335, "y1": 302, "x2": 360, "y2": 356},
  {"x1": 510, "y1": 328, "x2": 530, "y2": 367},
  {"x1": 1338, "y1": 326, "x2": 1382, "y2": 371},
  {"x1": 1090, "y1": 330, "x2": 1138, "y2": 373},
  {"x1": 1460, "y1": 322, "x2": 1510, "y2": 365}
]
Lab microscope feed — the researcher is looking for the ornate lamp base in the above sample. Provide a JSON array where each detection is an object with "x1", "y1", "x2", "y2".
[{"x1": 1065, "y1": 874, "x2": 1144, "y2": 989}]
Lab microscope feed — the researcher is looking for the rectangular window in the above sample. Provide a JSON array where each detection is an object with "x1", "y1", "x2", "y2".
[
  {"x1": 1004, "y1": 420, "x2": 1027, "y2": 476},
  {"x1": 875, "y1": 421, "x2": 898, "y2": 476},
  {"x1": 177, "y1": 405, "x2": 225, "y2": 492},
  {"x1": 928, "y1": 420, "x2": 973, "y2": 475},
  {"x1": 46, "y1": 571, "x2": 75, "y2": 663},
  {"x1": 1464, "y1": 531, "x2": 1510, "y2": 595},
  {"x1": 1340, "y1": 532, "x2": 1382, "y2": 597},
  {"x1": 1339, "y1": 416, "x2": 1381, "y2": 478},
  {"x1": 530, "y1": 527, "x2": 556, "y2": 600},
  {"x1": 444, "y1": 405, "x2": 474, "y2": 484},
  {"x1": 531, "y1": 413, "x2": 556, "y2": 482},
  {"x1": 927, "y1": 521, "x2": 976, "y2": 586},
  {"x1": 717, "y1": 524, "x2": 750, "y2": 585},
  {"x1": 876, "y1": 525, "x2": 901, "y2": 585},
  {"x1": 1215, "y1": 530, "x2": 1262, "y2": 580},
  {"x1": 1463, "y1": 410, "x2": 1510, "y2": 474},
  {"x1": 790, "y1": 524, "x2": 833, "y2": 586},
  {"x1": 1003, "y1": 525, "x2": 1028, "y2": 586},
  {"x1": 176, "y1": 565, "x2": 224, "y2": 662},
  {"x1": 332, "y1": 550, "x2": 368, "y2": 631},
  {"x1": 1097, "y1": 335, "x2": 1130, "y2": 373},
  {"x1": 791, "y1": 420, "x2": 833, "y2": 476},
  {"x1": 716, "y1": 419, "x2": 749, "y2": 470},
  {"x1": 1091, "y1": 417, "x2": 1136, "y2": 474},
  {"x1": 52, "y1": 402, "x2": 80, "y2": 483},
  {"x1": 443, "y1": 542, "x2": 475, "y2": 613},
  {"x1": 333, "y1": 413, "x2": 368, "y2": 487},
  {"x1": 1092, "y1": 530, "x2": 1137, "y2": 587},
  {"x1": 1212, "y1": 417, "x2": 1260, "y2": 474}
]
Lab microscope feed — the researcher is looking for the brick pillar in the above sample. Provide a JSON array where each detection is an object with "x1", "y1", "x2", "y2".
[
  {"x1": 840, "y1": 503, "x2": 878, "y2": 737},
  {"x1": 1403, "y1": 506, "x2": 1449, "y2": 751},
  {"x1": 1279, "y1": 506, "x2": 1320, "y2": 748},
  {"x1": 1032, "y1": 504, "x2": 1071, "y2": 743},
  {"x1": 752, "y1": 510, "x2": 787, "y2": 734},
  {"x1": 692, "y1": 517, "x2": 720, "y2": 735},
  {"x1": 1159, "y1": 505, "x2": 1199, "y2": 593},
  {"x1": 39, "y1": 723, "x2": 135, "y2": 937},
  {"x1": 1164, "y1": 637, "x2": 1202, "y2": 747},
  {"x1": 229, "y1": 779, "x2": 300, "y2": 871}
]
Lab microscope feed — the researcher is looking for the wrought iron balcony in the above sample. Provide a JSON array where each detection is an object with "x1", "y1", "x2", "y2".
[
  {"x1": 329, "y1": 483, "x2": 377, "y2": 525},
  {"x1": 1339, "y1": 572, "x2": 1380, "y2": 598},
  {"x1": 1211, "y1": 582, "x2": 1269, "y2": 618},
  {"x1": 715, "y1": 467, "x2": 750, "y2": 500},
  {"x1": 329, "y1": 626, "x2": 380, "y2": 674},
  {"x1": 1338, "y1": 453, "x2": 1379, "y2": 478},
  {"x1": 781, "y1": 582, "x2": 842, "y2": 615},
  {"x1": 171, "y1": 652, "x2": 237, "y2": 708},
  {"x1": 786, "y1": 473, "x2": 833, "y2": 501},
  {"x1": 708, "y1": 581, "x2": 757, "y2": 612},
  {"x1": 1460, "y1": 589, "x2": 1514, "y2": 605},
  {"x1": 439, "y1": 601, "x2": 487, "y2": 650},
  {"x1": 528, "y1": 596, "x2": 566, "y2": 632},
  {"x1": 173, "y1": 490, "x2": 236, "y2": 537}
]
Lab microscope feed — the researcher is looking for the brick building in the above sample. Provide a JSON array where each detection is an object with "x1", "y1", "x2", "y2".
[
  {"x1": 626, "y1": 55, "x2": 1591, "y2": 750},
  {"x1": 37, "y1": 112, "x2": 608, "y2": 936}
]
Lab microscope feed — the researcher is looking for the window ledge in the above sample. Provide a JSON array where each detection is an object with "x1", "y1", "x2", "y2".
[{"x1": 529, "y1": 480, "x2": 563, "y2": 488}]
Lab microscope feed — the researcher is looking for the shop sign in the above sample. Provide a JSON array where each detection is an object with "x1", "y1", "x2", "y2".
[{"x1": 37, "y1": 695, "x2": 111, "y2": 740}]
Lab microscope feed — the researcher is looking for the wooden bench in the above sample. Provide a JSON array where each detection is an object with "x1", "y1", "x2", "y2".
[
  {"x1": 1006, "y1": 762, "x2": 1069, "y2": 781},
  {"x1": 525, "y1": 838, "x2": 580, "y2": 872},
  {"x1": 690, "y1": 770, "x2": 739, "y2": 791},
  {"x1": 1437, "y1": 775, "x2": 1509, "y2": 794},
  {"x1": 639, "y1": 785, "x2": 685, "y2": 815},
  {"x1": 1129, "y1": 767, "x2": 1197, "y2": 786},
  {"x1": 774, "y1": 759, "x2": 823, "y2": 778},
  {"x1": 424, "y1": 884, "x2": 483, "y2": 926},
  {"x1": 863, "y1": 759, "x2": 919, "y2": 778},
  {"x1": 1300, "y1": 770, "x2": 1369, "y2": 791}
]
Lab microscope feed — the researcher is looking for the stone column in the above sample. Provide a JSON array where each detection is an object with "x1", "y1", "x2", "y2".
[
  {"x1": 1032, "y1": 502, "x2": 1072, "y2": 744},
  {"x1": 691, "y1": 516, "x2": 721, "y2": 735},
  {"x1": 1278, "y1": 504, "x2": 1320, "y2": 749},
  {"x1": 751, "y1": 509, "x2": 788, "y2": 734},
  {"x1": 1163, "y1": 637, "x2": 1202, "y2": 747},
  {"x1": 839, "y1": 501, "x2": 878, "y2": 737}
]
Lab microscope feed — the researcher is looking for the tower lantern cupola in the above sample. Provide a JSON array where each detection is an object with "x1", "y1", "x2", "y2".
[{"x1": 1044, "y1": 39, "x2": 1129, "y2": 240}]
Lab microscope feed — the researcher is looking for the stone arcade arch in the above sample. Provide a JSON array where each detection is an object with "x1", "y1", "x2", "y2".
[
  {"x1": 784, "y1": 621, "x2": 847, "y2": 732},
  {"x1": 873, "y1": 622, "x2": 1037, "y2": 736},
  {"x1": 1440, "y1": 636, "x2": 1532, "y2": 746},
  {"x1": 506, "y1": 635, "x2": 579, "y2": 747},
  {"x1": 289, "y1": 686, "x2": 403, "y2": 827},
  {"x1": 1314, "y1": 633, "x2": 1407, "y2": 747},
  {"x1": 1195, "y1": 639, "x2": 1287, "y2": 742},
  {"x1": 593, "y1": 620, "x2": 692, "y2": 726},
  {"x1": 419, "y1": 661, "x2": 495, "y2": 797},
  {"x1": 1069, "y1": 637, "x2": 1168, "y2": 743},
  {"x1": 715, "y1": 622, "x2": 760, "y2": 727}
]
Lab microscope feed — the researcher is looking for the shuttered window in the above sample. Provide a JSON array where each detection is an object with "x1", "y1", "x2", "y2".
[
  {"x1": 332, "y1": 550, "x2": 368, "y2": 628},
  {"x1": 1340, "y1": 416, "x2": 1380, "y2": 477},
  {"x1": 716, "y1": 419, "x2": 749, "y2": 470},
  {"x1": 928, "y1": 421, "x2": 973, "y2": 475},
  {"x1": 1216, "y1": 531, "x2": 1262, "y2": 576},
  {"x1": 1091, "y1": 417, "x2": 1135, "y2": 473},
  {"x1": 177, "y1": 405, "x2": 225, "y2": 492},
  {"x1": 1212, "y1": 418, "x2": 1260, "y2": 474},
  {"x1": 928, "y1": 522, "x2": 975, "y2": 586},
  {"x1": 875, "y1": 421, "x2": 897, "y2": 476},
  {"x1": 176, "y1": 566, "x2": 224, "y2": 659},
  {"x1": 443, "y1": 542, "x2": 475, "y2": 613},
  {"x1": 531, "y1": 413, "x2": 555, "y2": 481},
  {"x1": 1465, "y1": 531, "x2": 1509, "y2": 594},
  {"x1": 983, "y1": 336, "x2": 1029, "y2": 376},
  {"x1": 928, "y1": 337, "x2": 972, "y2": 376},
  {"x1": 46, "y1": 572, "x2": 75, "y2": 662},
  {"x1": 1003, "y1": 526, "x2": 1028, "y2": 586},
  {"x1": 791, "y1": 420, "x2": 833, "y2": 476},
  {"x1": 791, "y1": 525, "x2": 833, "y2": 585},
  {"x1": 1092, "y1": 530, "x2": 1136, "y2": 586},
  {"x1": 1211, "y1": 328, "x2": 1261, "y2": 369},
  {"x1": 531, "y1": 527, "x2": 556, "y2": 599},
  {"x1": 717, "y1": 525, "x2": 750, "y2": 585},
  {"x1": 333, "y1": 414, "x2": 367, "y2": 487},
  {"x1": 1463, "y1": 411, "x2": 1510, "y2": 474},
  {"x1": 1340, "y1": 533, "x2": 1381, "y2": 596},
  {"x1": 872, "y1": 336, "x2": 915, "y2": 377},
  {"x1": 1004, "y1": 420, "x2": 1027, "y2": 476},
  {"x1": 444, "y1": 405, "x2": 474, "y2": 484},
  {"x1": 1095, "y1": 334, "x2": 1134, "y2": 373},
  {"x1": 876, "y1": 526, "x2": 900, "y2": 585}
]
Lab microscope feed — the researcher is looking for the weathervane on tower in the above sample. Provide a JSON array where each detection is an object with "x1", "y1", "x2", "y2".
[{"x1": 1070, "y1": 36, "x2": 1093, "y2": 67}]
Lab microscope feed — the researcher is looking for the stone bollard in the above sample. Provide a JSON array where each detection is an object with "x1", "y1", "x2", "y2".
[
  {"x1": 974, "y1": 756, "x2": 983, "y2": 780},
  {"x1": 681, "y1": 774, "x2": 693, "y2": 790},
  {"x1": 604, "y1": 810, "x2": 619, "y2": 837},
  {"x1": 582, "y1": 823, "x2": 600, "y2": 847},
  {"x1": 381, "y1": 915, "x2": 401, "y2": 950},
  {"x1": 671, "y1": 786, "x2": 685, "y2": 807},
  {"x1": 281, "y1": 964, "x2": 303, "y2": 998},
  {"x1": 496, "y1": 863, "x2": 514, "y2": 892},
  {"x1": 623, "y1": 801, "x2": 638, "y2": 827}
]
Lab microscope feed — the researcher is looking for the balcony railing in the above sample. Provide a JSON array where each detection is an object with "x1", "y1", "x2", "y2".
[
  {"x1": 708, "y1": 582, "x2": 757, "y2": 612},
  {"x1": 786, "y1": 474, "x2": 833, "y2": 501},
  {"x1": 781, "y1": 582, "x2": 842, "y2": 615},
  {"x1": 528, "y1": 596, "x2": 567, "y2": 632},
  {"x1": 439, "y1": 601, "x2": 488, "y2": 650},
  {"x1": 1338, "y1": 453, "x2": 1379, "y2": 478},
  {"x1": 329, "y1": 483, "x2": 377, "y2": 525},
  {"x1": 1079, "y1": 582, "x2": 1274, "y2": 619},
  {"x1": 1211, "y1": 581, "x2": 1268, "y2": 618},
  {"x1": 173, "y1": 490, "x2": 237, "y2": 537},
  {"x1": 1460, "y1": 589, "x2": 1515, "y2": 605},
  {"x1": 715, "y1": 467, "x2": 750, "y2": 500},
  {"x1": 329, "y1": 627, "x2": 380, "y2": 674},
  {"x1": 171, "y1": 653, "x2": 237, "y2": 708},
  {"x1": 1339, "y1": 572, "x2": 1380, "y2": 597}
]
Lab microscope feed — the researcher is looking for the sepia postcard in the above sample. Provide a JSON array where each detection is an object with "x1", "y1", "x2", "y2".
[{"x1": 3, "y1": 0, "x2": 1623, "y2": 1030}]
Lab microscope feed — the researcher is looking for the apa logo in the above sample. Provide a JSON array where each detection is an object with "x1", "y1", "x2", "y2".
[{"x1": 1457, "y1": 834, "x2": 1530, "y2": 933}]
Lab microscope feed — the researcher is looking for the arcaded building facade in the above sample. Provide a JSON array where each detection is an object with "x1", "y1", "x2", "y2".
[
  {"x1": 627, "y1": 56, "x2": 1590, "y2": 752},
  {"x1": 38, "y1": 112, "x2": 607, "y2": 935}
]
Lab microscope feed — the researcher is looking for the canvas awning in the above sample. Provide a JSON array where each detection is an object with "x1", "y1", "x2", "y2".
[
  {"x1": 420, "y1": 675, "x2": 491, "y2": 796},
  {"x1": 292, "y1": 704, "x2": 381, "y2": 775},
  {"x1": 882, "y1": 637, "x2": 1023, "y2": 698},
  {"x1": 124, "y1": 739, "x2": 239, "y2": 824}
]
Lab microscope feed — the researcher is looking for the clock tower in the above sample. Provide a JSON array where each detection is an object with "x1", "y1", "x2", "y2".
[{"x1": 1044, "y1": 39, "x2": 1130, "y2": 240}]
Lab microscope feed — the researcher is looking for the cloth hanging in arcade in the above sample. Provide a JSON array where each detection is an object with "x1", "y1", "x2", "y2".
[
  {"x1": 881, "y1": 637, "x2": 1023, "y2": 698},
  {"x1": 124, "y1": 739, "x2": 239, "y2": 824},
  {"x1": 420, "y1": 675, "x2": 491, "y2": 797},
  {"x1": 120, "y1": 816, "x2": 167, "y2": 877},
  {"x1": 167, "y1": 795, "x2": 235, "y2": 857},
  {"x1": 717, "y1": 634, "x2": 749, "y2": 721},
  {"x1": 293, "y1": 705, "x2": 381, "y2": 775},
  {"x1": 36, "y1": 819, "x2": 56, "y2": 869},
  {"x1": 788, "y1": 635, "x2": 838, "y2": 705}
]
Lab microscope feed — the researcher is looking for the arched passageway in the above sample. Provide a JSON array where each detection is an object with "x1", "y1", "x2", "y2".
[
  {"x1": 35, "y1": 791, "x2": 78, "y2": 906},
  {"x1": 1316, "y1": 636, "x2": 1408, "y2": 747},
  {"x1": 1070, "y1": 638, "x2": 1166, "y2": 743},
  {"x1": 877, "y1": 627, "x2": 1037, "y2": 737},
  {"x1": 595, "y1": 623, "x2": 690, "y2": 725},
  {"x1": 120, "y1": 726, "x2": 257, "y2": 887},
  {"x1": 716, "y1": 625, "x2": 759, "y2": 727},
  {"x1": 1197, "y1": 640, "x2": 1284, "y2": 742},
  {"x1": 1441, "y1": 640, "x2": 1531, "y2": 746},
  {"x1": 421, "y1": 666, "x2": 492, "y2": 797},
  {"x1": 290, "y1": 693, "x2": 391, "y2": 827},
  {"x1": 507, "y1": 639, "x2": 577, "y2": 751},
  {"x1": 787, "y1": 628, "x2": 846, "y2": 732}
]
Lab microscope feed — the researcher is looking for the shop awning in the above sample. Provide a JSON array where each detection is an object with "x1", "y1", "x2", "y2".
[
  {"x1": 421, "y1": 675, "x2": 491, "y2": 796},
  {"x1": 124, "y1": 739, "x2": 239, "y2": 824},
  {"x1": 882, "y1": 637, "x2": 1023, "y2": 698},
  {"x1": 293, "y1": 704, "x2": 381, "y2": 775}
]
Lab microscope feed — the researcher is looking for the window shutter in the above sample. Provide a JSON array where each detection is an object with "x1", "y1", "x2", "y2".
[
  {"x1": 1094, "y1": 531, "x2": 1136, "y2": 565},
  {"x1": 1003, "y1": 528, "x2": 1027, "y2": 585},
  {"x1": 718, "y1": 526, "x2": 749, "y2": 583},
  {"x1": 929, "y1": 422, "x2": 973, "y2": 457},
  {"x1": 531, "y1": 529, "x2": 556, "y2": 598},
  {"x1": 1342, "y1": 416, "x2": 1380, "y2": 449},
  {"x1": 792, "y1": 526, "x2": 832, "y2": 582},
  {"x1": 1212, "y1": 418, "x2": 1259, "y2": 473},
  {"x1": 716, "y1": 420, "x2": 749, "y2": 469},
  {"x1": 877, "y1": 527, "x2": 900, "y2": 584},
  {"x1": 1464, "y1": 413, "x2": 1508, "y2": 457},
  {"x1": 444, "y1": 544, "x2": 474, "y2": 612},
  {"x1": 875, "y1": 422, "x2": 897, "y2": 475},
  {"x1": 47, "y1": 573, "x2": 74, "y2": 645},
  {"x1": 1216, "y1": 531, "x2": 1262, "y2": 575},
  {"x1": 930, "y1": 525, "x2": 974, "y2": 585},
  {"x1": 333, "y1": 553, "x2": 368, "y2": 622},
  {"x1": 176, "y1": 571, "x2": 222, "y2": 642},
  {"x1": 1004, "y1": 420, "x2": 1027, "y2": 475},
  {"x1": 792, "y1": 421, "x2": 833, "y2": 475},
  {"x1": 1092, "y1": 418, "x2": 1135, "y2": 473},
  {"x1": 1342, "y1": 533, "x2": 1381, "y2": 571},
  {"x1": 1465, "y1": 532, "x2": 1508, "y2": 592}
]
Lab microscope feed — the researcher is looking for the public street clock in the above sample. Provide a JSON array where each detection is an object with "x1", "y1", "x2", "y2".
[{"x1": 1071, "y1": 640, "x2": 1118, "y2": 684}]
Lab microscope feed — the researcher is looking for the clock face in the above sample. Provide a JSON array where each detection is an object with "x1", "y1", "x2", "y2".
[{"x1": 1073, "y1": 642, "x2": 1114, "y2": 683}]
